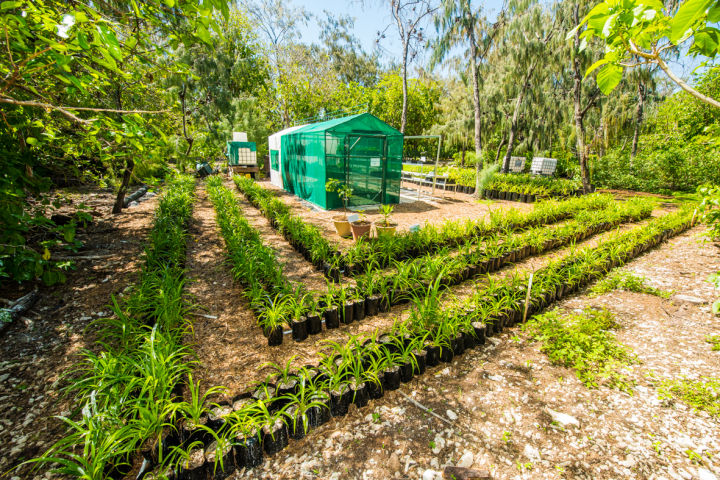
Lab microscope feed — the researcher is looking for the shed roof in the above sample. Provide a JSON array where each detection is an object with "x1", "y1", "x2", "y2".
[{"x1": 289, "y1": 113, "x2": 402, "y2": 136}]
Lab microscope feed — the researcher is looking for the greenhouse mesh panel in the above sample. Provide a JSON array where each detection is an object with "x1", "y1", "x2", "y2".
[{"x1": 280, "y1": 113, "x2": 403, "y2": 210}]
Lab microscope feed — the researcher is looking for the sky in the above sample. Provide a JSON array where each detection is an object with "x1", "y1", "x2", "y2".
[
  {"x1": 293, "y1": 0, "x2": 506, "y2": 68},
  {"x1": 291, "y1": 0, "x2": 703, "y2": 82}
]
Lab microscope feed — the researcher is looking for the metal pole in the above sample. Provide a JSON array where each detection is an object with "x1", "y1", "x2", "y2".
[{"x1": 431, "y1": 135, "x2": 442, "y2": 197}]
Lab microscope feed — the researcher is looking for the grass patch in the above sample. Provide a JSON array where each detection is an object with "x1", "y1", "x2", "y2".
[
  {"x1": 590, "y1": 269, "x2": 672, "y2": 298},
  {"x1": 705, "y1": 334, "x2": 720, "y2": 351},
  {"x1": 523, "y1": 307, "x2": 637, "y2": 392},
  {"x1": 659, "y1": 377, "x2": 720, "y2": 418}
]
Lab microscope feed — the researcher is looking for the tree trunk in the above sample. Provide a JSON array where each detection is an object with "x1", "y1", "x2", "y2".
[
  {"x1": 630, "y1": 80, "x2": 645, "y2": 159},
  {"x1": 400, "y1": 40, "x2": 409, "y2": 134},
  {"x1": 460, "y1": 148, "x2": 466, "y2": 167},
  {"x1": 502, "y1": 63, "x2": 536, "y2": 173},
  {"x1": 112, "y1": 158, "x2": 134, "y2": 214},
  {"x1": 494, "y1": 137, "x2": 506, "y2": 164},
  {"x1": 112, "y1": 85, "x2": 132, "y2": 214},
  {"x1": 469, "y1": 32, "x2": 483, "y2": 196},
  {"x1": 180, "y1": 84, "x2": 194, "y2": 160},
  {"x1": 572, "y1": 5, "x2": 591, "y2": 194}
]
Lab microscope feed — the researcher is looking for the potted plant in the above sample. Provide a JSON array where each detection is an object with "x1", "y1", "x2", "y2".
[
  {"x1": 326, "y1": 179, "x2": 353, "y2": 238},
  {"x1": 375, "y1": 205, "x2": 398, "y2": 237},
  {"x1": 350, "y1": 209, "x2": 372, "y2": 241}
]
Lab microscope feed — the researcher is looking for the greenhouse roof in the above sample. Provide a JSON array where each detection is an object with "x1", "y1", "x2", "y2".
[{"x1": 290, "y1": 113, "x2": 402, "y2": 136}]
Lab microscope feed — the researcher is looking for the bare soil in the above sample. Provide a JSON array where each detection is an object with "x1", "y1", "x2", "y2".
[{"x1": 0, "y1": 188, "x2": 159, "y2": 478}]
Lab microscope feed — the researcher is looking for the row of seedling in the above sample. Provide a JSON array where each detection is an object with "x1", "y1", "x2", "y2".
[
  {"x1": 28, "y1": 176, "x2": 206, "y2": 480},
  {"x1": 234, "y1": 176, "x2": 617, "y2": 277},
  {"x1": 232, "y1": 176, "x2": 342, "y2": 280},
  {"x1": 215, "y1": 176, "x2": 654, "y2": 348},
  {"x1": 145, "y1": 207, "x2": 694, "y2": 479}
]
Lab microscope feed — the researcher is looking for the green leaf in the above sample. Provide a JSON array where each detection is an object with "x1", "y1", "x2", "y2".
[
  {"x1": 26, "y1": 137, "x2": 38, "y2": 146},
  {"x1": 596, "y1": 64, "x2": 623, "y2": 94},
  {"x1": 585, "y1": 58, "x2": 609, "y2": 78},
  {"x1": 693, "y1": 27, "x2": 720, "y2": 56},
  {"x1": 708, "y1": 3, "x2": 720, "y2": 22},
  {"x1": 670, "y1": 0, "x2": 714, "y2": 43},
  {"x1": 165, "y1": 0, "x2": 176, "y2": 6},
  {"x1": 0, "y1": 1, "x2": 21, "y2": 10}
]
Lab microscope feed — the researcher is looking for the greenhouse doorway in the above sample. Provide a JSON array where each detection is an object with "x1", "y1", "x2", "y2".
[{"x1": 345, "y1": 134, "x2": 388, "y2": 207}]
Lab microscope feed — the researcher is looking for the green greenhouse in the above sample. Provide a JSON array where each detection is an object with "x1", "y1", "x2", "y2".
[{"x1": 276, "y1": 113, "x2": 404, "y2": 210}]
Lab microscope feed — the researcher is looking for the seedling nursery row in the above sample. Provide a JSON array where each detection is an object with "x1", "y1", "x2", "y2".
[{"x1": 31, "y1": 176, "x2": 694, "y2": 480}]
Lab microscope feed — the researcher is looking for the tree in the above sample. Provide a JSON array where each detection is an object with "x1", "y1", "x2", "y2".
[
  {"x1": 318, "y1": 12, "x2": 382, "y2": 87},
  {"x1": 431, "y1": 0, "x2": 505, "y2": 194},
  {"x1": 499, "y1": 0, "x2": 556, "y2": 172},
  {"x1": 560, "y1": 0, "x2": 604, "y2": 192},
  {"x1": 378, "y1": 0, "x2": 438, "y2": 133},
  {"x1": 577, "y1": 0, "x2": 720, "y2": 108},
  {"x1": 246, "y1": 0, "x2": 310, "y2": 126}
]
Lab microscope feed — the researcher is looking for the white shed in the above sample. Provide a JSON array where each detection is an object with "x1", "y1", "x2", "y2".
[{"x1": 268, "y1": 124, "x2": 306, "y2": 188}]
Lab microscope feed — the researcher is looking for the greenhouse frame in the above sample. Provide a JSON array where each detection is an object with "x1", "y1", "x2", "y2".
[{"x1": 272, "y1": 113, "x2": 404, "y2": 210}]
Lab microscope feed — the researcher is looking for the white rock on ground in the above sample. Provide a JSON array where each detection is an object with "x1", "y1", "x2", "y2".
[
  {"x1": 457, "y1": 450, "x2": 474, "y2": 468},
  {"x1": 546, "y1": 408, "x2": 580, "y2": 427}
]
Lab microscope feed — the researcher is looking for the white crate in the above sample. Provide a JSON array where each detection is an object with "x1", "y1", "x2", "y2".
[
  {"x1": 509, "y1": 156, "x2": 526, "y2": 173},
  {"x1": 530, "y1": 157, "x2": 557, "y2": 176}
]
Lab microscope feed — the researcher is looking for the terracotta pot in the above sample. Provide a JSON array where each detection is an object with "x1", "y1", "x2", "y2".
[
  {"x1": 333, "y1": 215, "x2": 352, "y2": 237},
  {"x1": 375, "y1": 222, "x2": 397, "y2": 238},
  {"x1": 350, "y1": 220, "x2": 372, "y2": 241}
]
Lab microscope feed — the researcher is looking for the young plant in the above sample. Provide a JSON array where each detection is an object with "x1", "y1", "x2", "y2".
[{"x1": 326, "y1": 179, "x2": 353, "y2": 217}]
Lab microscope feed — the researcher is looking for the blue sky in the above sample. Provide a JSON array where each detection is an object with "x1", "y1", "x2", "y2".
[{"x1": 294, "y1": 0, "x2": 506, "y2": 67}]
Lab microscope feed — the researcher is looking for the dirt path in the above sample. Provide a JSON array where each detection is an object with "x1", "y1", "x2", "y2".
[
  {"x1": 227, "y1": 179, "x2": 332, "y2": 292},
  {"x1": 0, "y1": 189, "x2": 159, "y2": 477},
  {"x1": 230, "y1": 227, "x2": 720, "y2": 480}
]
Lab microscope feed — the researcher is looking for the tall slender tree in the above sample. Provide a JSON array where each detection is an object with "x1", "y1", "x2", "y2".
[
  {"x1": 377, "y1": 0, "x2": 438, "y2": 134},
  {"x1": 431, "y1": 0, "x2": 505, "y2": 195},
  {"x1": 499, "y1": 0, "x2": 556, "y2": 172}
]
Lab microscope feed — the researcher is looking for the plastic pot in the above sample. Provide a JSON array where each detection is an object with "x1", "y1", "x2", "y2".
[
  {"x1": 399, "y1": 361, "x2": 414, "y2": 383},
  {"x1": 367, "y1": 377, "x2": 385, "y2": 399},
  {"x1": 324, "y1": 307, "x2": 340, "y2": 329},
  {"x1": 451, "y1": 333, "x2": 465, "y2": 356},
  {"x1": 462, "y1": 331, "x2": 476, "y2": 350},
  {"x1": 291, "y1": 317, "x2": 308, "y2": 342},
  {"x1": 471, "y1": 322, "x2": 486, "y2": 345},
  {"x1": 307, "y1": 394, "x2": 331, "y2": 428},
  {"x1": 350, "y1": 220, "x2": 373, "y2": 241},
  {"x1": 353, "y1": 298, "x2": 366, "y2": 321},
  {"x1": 234, "y1": 433, "x2": 262, "y2": 469},
  {"x1": 376, "y1": 222, "x2": 398, "y2": 238},
  {"x1": 366, "y1": 295, "x2": 380, "y2": 316},
  {"x1": 439, "y1": 346, "x2": 454, "y2": 363},
  {"x1": 333, "y1": 216, "x2": 352, "y2": 237},
  {"x1": 262, "y1": 419, "x2": 289, "y2": 455},
  {"x1": 341, "y1": 301, "x2": 354, "y2": 325},
  {"x1": 383, "y1": 366, "x2": 401, "y2": 391},
  {"x1": 424, "y1": 344, "x2": 440, "y2": 367},
  {"x1": 285, "y1": 405, "x2": 308, "y2": 440},
  {"x1": 266, "y1": 326, "x2": 283, "y2": 346},
  {"x1": 307, "y1": 313, "x2": 322, "y2": 335},
  {"x1": 413, "y1": 349, "x2": 427, "y2": 375},
  {"x1": 179, "y1": 416, "x2": 210, "y2": 446},
  {"x1": 177, "y1": 447, "x2": 206, "y2": 480},
  {"x1": 351, "y1": 381, "x2": 369, "y2": 408},
  {"x1": 205, "y1": 440, "x2": 236, "y2": 480},
  {"x1": 330, "y1": 384, "x2": 352, "y2": 417},
  {"x1": 277, "y1": 377, "x2": 298, "y2": 399},
  {"x1": 207, "y1": 405, "x2": 233, "y2": 432}
]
